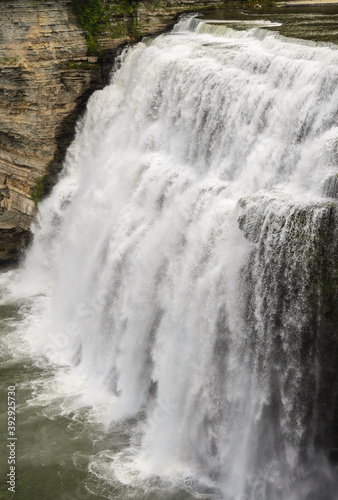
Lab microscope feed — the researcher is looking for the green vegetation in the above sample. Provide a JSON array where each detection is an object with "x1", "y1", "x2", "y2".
[
  {"x1": 0, "y1": 56, "x2": 19, "y2": 66},
  {"x1": 110, "y1": 21, "x2": 126, "y2": 38},
  {"x1": 72, "y1": 0, "x2": 142, "y2": 53},
  {"x1": 107, "y1": 0, "x2": 136, "y2": 15},
  {"x1": 65, "y1": 60, "x2": 94, "y2": 70},
  {"x1": 73, "y1": 0, "x2": 107, "y2": 54},
  {"x1": 74, "y1": 2, "x2": 106, "y2": 36},
  {"x1": 127, "y1": 18, "x2": 141, "y2": 38},
  {"x1": 30, "y1": 177, "x2": 44, "y2": 208}
]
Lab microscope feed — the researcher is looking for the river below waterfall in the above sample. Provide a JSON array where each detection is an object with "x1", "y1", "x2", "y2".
[{"x1": 1, "y1": 6, "x2": 338, "y2": 500}]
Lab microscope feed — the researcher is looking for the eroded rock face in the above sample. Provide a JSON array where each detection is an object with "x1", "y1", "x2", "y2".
[{"x1": 0, "y1": 0, "x2": 104, "y2": 262}]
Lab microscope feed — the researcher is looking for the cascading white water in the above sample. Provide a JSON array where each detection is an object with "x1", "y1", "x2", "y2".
[{"x1": 6, "y1": 15, "x2": 338, "y2": 499}]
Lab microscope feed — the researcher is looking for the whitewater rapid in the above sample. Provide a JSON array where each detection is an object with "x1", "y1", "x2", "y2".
[{"x1": 2, "y1": 15, "x2": 338, "y2": 500}]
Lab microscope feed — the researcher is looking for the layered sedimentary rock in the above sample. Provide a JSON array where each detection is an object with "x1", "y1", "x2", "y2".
[
  {"x1": 0, "y1": 0, "x2": 224, "y2": 262},
  {"x1": 0, "y1": 0, "x2": 102, "y2": 261}
]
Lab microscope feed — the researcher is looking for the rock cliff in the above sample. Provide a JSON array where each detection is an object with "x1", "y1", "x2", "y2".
[{"x1": 0, "y1": 0, "x2": 224, "y2": 263}]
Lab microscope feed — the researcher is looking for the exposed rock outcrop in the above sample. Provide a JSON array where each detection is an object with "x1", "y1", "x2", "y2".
[{"x1": 0, "y1": 0, "x2": 103, "y2": 262}]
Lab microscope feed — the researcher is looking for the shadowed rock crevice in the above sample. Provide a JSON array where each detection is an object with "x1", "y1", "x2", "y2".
[
  {"x1": 0, "y1": 212, "x2": 31, "y2": 264},
  {"x1": 42, "y1": 62, "x2": 104, "y2": 197}
]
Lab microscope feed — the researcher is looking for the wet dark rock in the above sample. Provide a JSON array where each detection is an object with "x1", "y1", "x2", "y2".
[
  {"x1": 322, "y1": 174, "x2": 338, "y2": 199},
  {"x1": 238, "y1": 188, "x2": 338, "y2": 467},
  {"x1": 0, "y1": 212, "x2": 30, "y2": 264}
]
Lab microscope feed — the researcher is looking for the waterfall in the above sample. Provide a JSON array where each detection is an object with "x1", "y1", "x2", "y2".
[{"x1": 8, "y1": 16, "x2": 338, "y2": 499}]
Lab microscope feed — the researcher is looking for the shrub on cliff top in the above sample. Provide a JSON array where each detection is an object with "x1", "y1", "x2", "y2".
[{"x1": 73, "y1": 0, "x2": 141, "y2": 53}]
